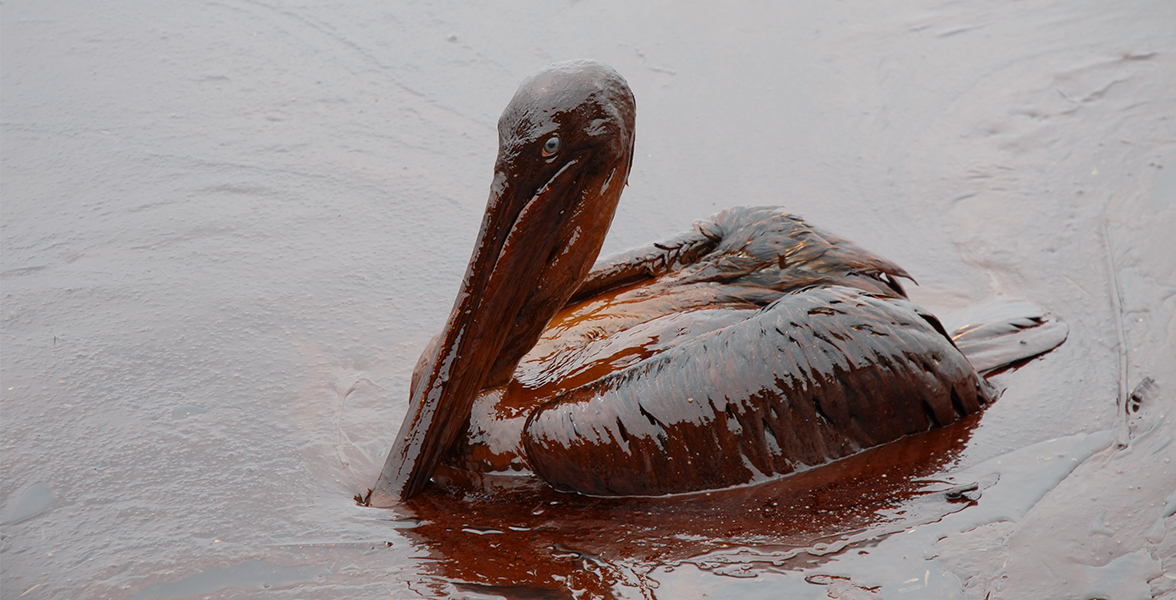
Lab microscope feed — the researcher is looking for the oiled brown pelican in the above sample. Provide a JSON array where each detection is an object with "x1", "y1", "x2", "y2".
[{"x1": 368, "y1": 60, "x2": 1065, "y2": 506}]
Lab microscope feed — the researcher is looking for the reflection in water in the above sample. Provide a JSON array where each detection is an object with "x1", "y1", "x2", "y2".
[{"x1": 388, "y1": 416, "x2": 981, "y2": 598}]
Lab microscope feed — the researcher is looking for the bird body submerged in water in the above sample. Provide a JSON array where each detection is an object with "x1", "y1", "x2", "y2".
[{"x1": 368, "y1": 60, "x2": 1066, "y2": 506}]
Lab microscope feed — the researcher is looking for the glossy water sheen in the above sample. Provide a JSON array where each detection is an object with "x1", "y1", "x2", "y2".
[{"x1": 2, "y1": 0, "x2": 1174, "y2": 598}]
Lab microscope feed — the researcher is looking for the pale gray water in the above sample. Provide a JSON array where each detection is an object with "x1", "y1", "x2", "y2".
[{"x1": 3, "y1": 0, "x2": 1174, "y2": 598}]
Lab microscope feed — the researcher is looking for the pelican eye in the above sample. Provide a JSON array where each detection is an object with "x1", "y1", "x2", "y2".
[{"x1": 541, "y1": 135, "x2": 562, "y2": 157}]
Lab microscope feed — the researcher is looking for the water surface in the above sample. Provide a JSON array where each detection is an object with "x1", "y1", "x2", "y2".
[{"x1": 3, "y1": 0, "x2": 1174, "y2": 597}]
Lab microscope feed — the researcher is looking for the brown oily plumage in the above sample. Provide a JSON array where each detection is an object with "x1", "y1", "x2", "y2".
[
  {"x1": 523, "y1": 284, "x2": 993, "y2": 496},
  {"x1": 371, "y1": 61, "x2": 1062, "y2": 505}
]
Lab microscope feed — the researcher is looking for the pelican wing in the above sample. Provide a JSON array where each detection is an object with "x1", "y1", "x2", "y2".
[{"x1": 523, "y1": 285, "x2": 992, "y2": 496}]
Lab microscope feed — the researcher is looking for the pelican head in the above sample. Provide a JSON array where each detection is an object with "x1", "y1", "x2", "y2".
[{"x1": 371, "y1": 60, "x2": 636, "y2": 505}]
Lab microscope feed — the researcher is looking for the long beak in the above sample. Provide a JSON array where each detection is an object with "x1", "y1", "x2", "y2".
[{"x1": 369, "y1": 157, "x2": 610, "y2": 505}]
